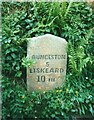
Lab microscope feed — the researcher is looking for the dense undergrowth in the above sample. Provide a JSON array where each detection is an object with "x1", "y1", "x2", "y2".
[{"x1": 1, "y1": 2, "x2": 94, "y2": 119}]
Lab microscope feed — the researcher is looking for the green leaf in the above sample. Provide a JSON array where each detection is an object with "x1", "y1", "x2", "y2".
[
  {"x1": 11, "y1": 53, "x2": 16, "y2": 59},
  {"x1": 25, "y1": 19, "x2": 31, "y2": 24},
  {"x1": 5, "y1": 49, "x2": 10, "y2": 54},
  {"x1": 89, "y1": 104, "x2": 94, "y2": 115},
  {"x1": 15, "y1": 71, "x2": 22, "y2": 77},
  {"x1": 81, "y1": 106, "x2": 85, "y2": 114},
  {"x1": 51, "y1": 114, "x2": 55, "y2": 118}
]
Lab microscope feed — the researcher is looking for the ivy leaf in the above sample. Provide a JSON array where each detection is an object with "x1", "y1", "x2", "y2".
[{"x1": 11, "y1": 53, "x2": 16, "y2": 59}]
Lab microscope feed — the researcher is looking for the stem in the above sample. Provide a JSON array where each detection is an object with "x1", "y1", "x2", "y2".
[{"x1": 64, "y1": 0, "x2": 73, "y2": 18}]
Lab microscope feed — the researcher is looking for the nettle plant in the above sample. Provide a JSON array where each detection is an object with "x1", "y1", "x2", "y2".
[
  {"x1": 1, "y1": 2, "x2": 94, "y2": 119},
  {"x1": 22, "y1": 57, "x2": 36, "y2": 68}
]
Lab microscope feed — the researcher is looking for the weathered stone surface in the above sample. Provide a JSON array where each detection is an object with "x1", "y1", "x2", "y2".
[{"x1": 27, "y1": 34, "x2": 67, "y2": 92}]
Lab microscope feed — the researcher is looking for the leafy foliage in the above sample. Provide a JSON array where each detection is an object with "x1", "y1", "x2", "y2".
[
  {"x1": 1, "y1": 2, "x2": 94, "y2": 119},
  {"x1": 2, "y1": 76, "x2": 94, "y2": 119}
]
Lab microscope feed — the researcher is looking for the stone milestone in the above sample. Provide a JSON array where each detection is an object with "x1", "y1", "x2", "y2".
[{"x1": 27, "y1": 34, "x2": 67, "y2": 92}]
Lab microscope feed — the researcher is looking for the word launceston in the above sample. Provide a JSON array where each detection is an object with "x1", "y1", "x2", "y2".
[
  {"x1": 31, "y1": 54, "x2": 66, "y2": 60},
  {"x1": 30, "y1": 67, "x2": 64, "y2": 73}
]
